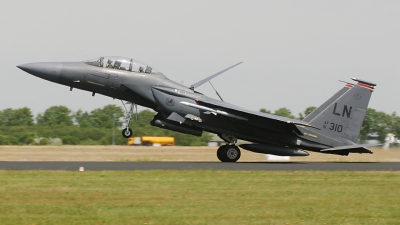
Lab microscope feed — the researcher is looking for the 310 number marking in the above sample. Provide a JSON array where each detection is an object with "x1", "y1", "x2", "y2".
[{"x1": 329, "y1": 123, "x2": 343, "y2": 132}]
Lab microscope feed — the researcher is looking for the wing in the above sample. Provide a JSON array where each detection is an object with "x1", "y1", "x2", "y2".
[{"x1": 184, "y1": 97, "x2": 317, "y2": 135}]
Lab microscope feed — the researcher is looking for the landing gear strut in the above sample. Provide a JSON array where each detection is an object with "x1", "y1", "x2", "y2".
[
  {"x1": 121, "y1": 101, "x2": 137, "y2": 138},
  {"x1": 217, "y1": 134, "x2": 241, "y2": 162}
]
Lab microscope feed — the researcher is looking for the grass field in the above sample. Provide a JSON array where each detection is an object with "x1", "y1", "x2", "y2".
[
  {"x1": 1, "y1": 146, "x2": 400, "y2": 162},
  {"x1": 0, "y1": 170, "x2": 399, "y2": 224}
]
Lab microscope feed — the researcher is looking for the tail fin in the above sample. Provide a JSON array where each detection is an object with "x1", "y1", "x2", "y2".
[
  {"x1": 303, "y1": 82, "x2": 354, "y2": 122},
  {"x1": 306, "y1": 78, "x2": 376, "y2": 143}
]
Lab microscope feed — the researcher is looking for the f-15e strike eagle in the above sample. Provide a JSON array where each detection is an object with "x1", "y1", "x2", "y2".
[{"x1": 18, "y1": 56, "x2": 377, "y2": 162}]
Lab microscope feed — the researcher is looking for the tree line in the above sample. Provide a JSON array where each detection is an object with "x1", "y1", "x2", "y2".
[
  {"x1": 0, "y1": 105, "x2": 211, "y2": 146},
  {"x1": 0, "y1": 105, "x2": 396, "y2": 145}
]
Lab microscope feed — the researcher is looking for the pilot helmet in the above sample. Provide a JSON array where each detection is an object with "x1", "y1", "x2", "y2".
[{"x1": 114, "y1": 60, "x2": 121, "y2": 68}]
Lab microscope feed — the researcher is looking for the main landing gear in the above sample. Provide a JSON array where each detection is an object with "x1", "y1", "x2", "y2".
[
  {"x1": 217, "y1": 134, "x2": 241, "y2": 162},
  {"x1": 121, "y1": 101, "x2": 137, "y2": 138},
  {"x1": 217, "y1": 145, "x2": 241, "y2": 162}
]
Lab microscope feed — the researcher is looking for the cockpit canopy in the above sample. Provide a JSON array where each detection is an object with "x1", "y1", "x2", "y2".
[{"x1": 84, "y1": 56, "x2": 164, "y2": 75}]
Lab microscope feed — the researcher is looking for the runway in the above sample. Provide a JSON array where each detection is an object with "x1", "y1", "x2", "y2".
[{"x1": 0, "y1": 161, "x2": 399, "y2": 171}]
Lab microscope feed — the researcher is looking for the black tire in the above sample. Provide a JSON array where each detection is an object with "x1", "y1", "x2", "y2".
[
  {"x1": 217, "y1": 145, "x2": 227, "y2": 161},
  {"x1": 217, "y1": 145, "x2": 241, "y2": 162},
  {"x1": 122, "y1": 128, "x2": 133, "y2": 138}
]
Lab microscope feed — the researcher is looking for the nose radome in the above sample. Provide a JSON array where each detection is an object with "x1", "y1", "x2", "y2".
[{"x1": 17, "y1": 62, "x2": 62, "y2": 83}]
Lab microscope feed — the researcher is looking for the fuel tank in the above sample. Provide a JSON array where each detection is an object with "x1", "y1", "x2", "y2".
[
  {"x1": 150, "y1": 119, "x2": 203, "y2": 136},
  {"x1": 239, "y1": 144, "x2": 309, "y2": 156}
]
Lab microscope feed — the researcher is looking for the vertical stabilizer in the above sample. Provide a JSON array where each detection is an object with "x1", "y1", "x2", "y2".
[
  {"x1": 303, "y1": 83, "x2": 353, "y2": 122},
  {"x1": 307, "y1": 78, "x2": 376, "y2": 144}
]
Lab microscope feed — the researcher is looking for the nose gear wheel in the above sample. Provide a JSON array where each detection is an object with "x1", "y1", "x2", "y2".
[{"x1": 122, "y1": 127, "x2": 133, "y2": 138}]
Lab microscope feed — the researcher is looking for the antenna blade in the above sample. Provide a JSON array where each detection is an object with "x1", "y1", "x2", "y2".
[
  {"x1": 190, "y1": 62, "x2": 242, "y2": 90},
  {"x1": 215, "y1": 91, "x2": 224, "y2": 102},
  {"x1": 209, "y1": 81, "x2": 224, "y2": 101}
]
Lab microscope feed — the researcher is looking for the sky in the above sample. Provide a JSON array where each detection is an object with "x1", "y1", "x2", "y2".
[{"x1": 1, "y1": 0, "x2": 400, "y2": 117}]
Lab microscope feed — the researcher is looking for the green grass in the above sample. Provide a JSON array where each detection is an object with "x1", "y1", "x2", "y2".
[{"x1": 0, "y1": 171, "x2": 399, "y2": 224}]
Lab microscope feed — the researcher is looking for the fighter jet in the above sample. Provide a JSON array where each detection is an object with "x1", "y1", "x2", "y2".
[{"x1": 17, "y1": 56, "x2": 377, "y2": 162}]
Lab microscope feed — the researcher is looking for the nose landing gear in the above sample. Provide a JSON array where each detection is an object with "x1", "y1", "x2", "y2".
[
  {"x1": 121, "y1": 101, "x2": 137, "y2": 138},
  {"x1": 122, "y1": 127, "x2": 133, "y2": 138}
]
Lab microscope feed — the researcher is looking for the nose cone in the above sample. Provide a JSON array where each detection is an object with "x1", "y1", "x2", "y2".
[{"x1": 17, "y1": 62, "x2": 62, "y2": 83}]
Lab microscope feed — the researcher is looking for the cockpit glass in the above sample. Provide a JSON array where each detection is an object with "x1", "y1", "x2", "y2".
[
  {"x1": 84, "y1": 57, "x2": 103, "y2": 67},
  {"x1": 84, "y1": 56, "x2": 163, "y2": 75}
]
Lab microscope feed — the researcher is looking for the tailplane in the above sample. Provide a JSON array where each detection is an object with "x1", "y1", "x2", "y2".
[
  {"x1": 305, "y1": 78, "x2": 376, "y2": 143},
  {"x1": 320, "y1": 143, "x2": 379, "y2": 155}
]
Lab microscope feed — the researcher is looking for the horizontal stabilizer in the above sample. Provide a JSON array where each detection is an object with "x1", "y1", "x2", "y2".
[{"x1": 321, "y1": 143, "x2": 380, "y2": 154}]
